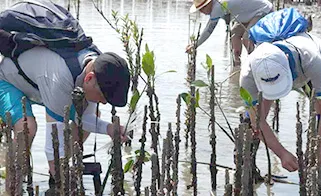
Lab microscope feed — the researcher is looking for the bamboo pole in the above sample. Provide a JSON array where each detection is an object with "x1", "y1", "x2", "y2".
[
  {"x1": 172, "y1": 95, "x2": 181, "y2": 196},
  {"x1": 52, "y1": 124, "x2": 61, "y2": 196},
  {"x1": 209, "y1": 65, "x2": 217, "y2": 192},
  {"x1": 22, "y1": 97, "x2": 34, "y2": 195},
  {"x1": 111, "y1": 116, "x2": 124, "y2": 195},
  {"x1": 5, "y1": 112, "x2": 14, "y2": 195},
  {"x1": 296, "y1": 102, "x2": 307, "y2": 196},
  {"x1": 134, "y1": 105, "x2": 148, "y2": 196}
]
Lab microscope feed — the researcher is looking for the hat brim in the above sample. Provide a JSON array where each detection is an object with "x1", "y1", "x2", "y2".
[
  {"x1": 259, "y1": 70, "x2": 293, "y2": 100},
  {"x1": 189, "y1": 0, "x2": 211, "y2": 13}
]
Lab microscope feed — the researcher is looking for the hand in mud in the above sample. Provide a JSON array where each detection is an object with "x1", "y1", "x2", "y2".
[
  {"x1": 185, "y1": 44, "x2": 194, "y2": 54},
  {"x1": 107, "y1": 124, "x2": 128, "y2": 142},
  {"x1": 280, "y1": 151, "x2": 298, "y2": 172}
]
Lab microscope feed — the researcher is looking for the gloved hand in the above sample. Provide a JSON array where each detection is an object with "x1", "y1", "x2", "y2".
[{"x1": 0, "y1": 29, "x2": 15, "y2": 57}]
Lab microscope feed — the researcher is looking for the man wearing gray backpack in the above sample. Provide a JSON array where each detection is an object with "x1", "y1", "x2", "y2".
[
  {"x1": 240, "y1": 9, "x2": 321, "y2": 172},
  {"x1": 0, "y1": 0, "x2": 130, "y2": 190},
  {"x1": 186, "y1": 0, "x2": 273, "y2": 70}
]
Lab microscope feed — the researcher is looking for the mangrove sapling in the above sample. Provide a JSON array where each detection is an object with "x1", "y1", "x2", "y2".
[
  {"x1": 133, "y1": 105, "x2": 148, "y2": 196},
  {"x1": 239, "y1": 89, "x2": 273, "y2": 185}
]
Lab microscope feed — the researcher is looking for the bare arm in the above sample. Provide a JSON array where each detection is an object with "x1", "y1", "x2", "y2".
[
  {"x1": 196, "y1": 19, "x2": 219, "y2": 48},
  {"x1": 249, "y1": 98, "x2": 298, "y2": 171}
]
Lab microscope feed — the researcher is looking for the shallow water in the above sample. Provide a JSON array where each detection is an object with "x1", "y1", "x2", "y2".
[{"x1": 0, "y1": 0, "x2": 320, "y2": 195}]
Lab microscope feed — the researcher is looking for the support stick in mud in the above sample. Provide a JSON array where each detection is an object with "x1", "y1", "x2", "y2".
[
  {"x1": 272, "y1": 100, "x2": 280, "y2": 133},
  {"x1": 74, "y1": 141, "x2": 85, "y2": 196},
  {"x1": 147, "y1": 85, "x2": 160, "y2": 188},
  {"x1": 159, "y1": 138, "x2": 167, "y2": 196},
  {"x1": 14, "y1": 130, "x2": 24, "y2": 196},
  {"x1": 35, "y1": 185, "x2": 39, "y2": 196},
  {"x1": 22, "y1": 97, "x2": 34, "y2": 195},
  {"x1": 224, "y1": 169, "x2": 232, "y2": 196},
  {"x1": 62, "y1": 106, "x2": 71, "y2": 196},
  {"x1": 306, "y1": 89, "x2": 317, "y2": 195},
  {"x1": 71, "y1": 87, "x2": 87, "y2": 151},
  {"x1": 188, "y1": 24, "x2": 202, "y2": 196},
  {"x1": 151, "y1": 153, "x2": 158, "y2": 196},
  {"x1": 166, "y1": 123, "x2": 173, "y2": 195},
  {"x1": 296, "y1": 102, "x2": 307, "y2": 196},
  {"x1": 145, "y1": 186, "x2": 150, "y2": 196},
  {"x1": 209, "y1": 65, "x2": 217, "y2": 192},
  {"x1": 316, "y1": 135, "x2": 321, "y2": 196},
  {"x1": 304, "y1": 90, "x2": 316, "y2": 187},
  {"x1": 234, "y1": 127, "x2": 244, "y2": 196},
  {"x1": 5, "y1": 112, "x2": 15, "y2": 195},
  {"x1": 190, "y1": 96, "x2": 197, "y2": 196},
  {"x1": 52, "y1": 124, "x2": 61, "y2": 195},
  {"x1": 134, "y1": 105, "x2": 148, "y2": 196},
  {"x1": 241, "y1": 124, "x2": 253, "y2": 196},
  {"x1": 172, "y1": 95, "x2": 181, "y2": 196},
  {"x1": 111, "y1": 116, "x2": 125, "y2": 195}
]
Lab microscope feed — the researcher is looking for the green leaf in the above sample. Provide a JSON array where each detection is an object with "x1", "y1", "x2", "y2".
[
  {"x1": 221, "y1": 2, "x2": 228, "y2": 12},
  {"x1": 164, "y1": 70, "x2": 176, "y2": 73},
  {"x1": 135, "y1": 150, "x2": 140, "y2": 155},
  {"x1": 124, "y1": 159, "x2": 134, "y2": 173},
  {"x1": 240, "y1": 87, "x2": 253, "y2": 107},
  {"x1": 130, "y1": 90, "x2": 140, "y2": 112},
  {"x1": 206, "y1": 54, "x2": 213, "y2": 70},
  {"x1": 195, "y1": 89, "x2": 200, "y2": 108},
  {"x1": 180, "y1": 93, "x2": 191, "y2": 105},
  {"x1": 142, "y1": 51, "x2": 155, "y2": 77},
  {"x1": 145, "y1": 151, "x2": 151, "y2": 157},
  {"x1": 191, "y1": 80, "x2": 208, "y2": 87},
  {"x1": 145, "y1": 44, "x2": 150, "y2": 53}
]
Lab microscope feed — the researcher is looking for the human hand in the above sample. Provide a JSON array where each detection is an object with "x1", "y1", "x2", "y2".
[
  {"x1": 280, "y1": 151, "x2": 298, "y2": 172},
  {"x1": 107, "y1": 124, "x2": 128, "y2": 143},
  {"x1": 185, "y1": 44, "x2": 194, "y2": 54}
]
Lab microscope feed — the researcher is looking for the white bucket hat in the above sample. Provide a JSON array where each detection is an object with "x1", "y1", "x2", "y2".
[
  {"x1": 190, "y1": 0, "x2": 212, "y2": 13},
  {"x1": 250, "y1": 42, "x2": 293, "y2": 100}
]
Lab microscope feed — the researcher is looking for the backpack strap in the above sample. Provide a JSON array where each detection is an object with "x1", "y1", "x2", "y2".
[
  {"x1": 12, "y1": 57, "x2": 39, "y2": 89},
  {"x1": 273, "y1": 43, "x2": 300, "y2": 80}
]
